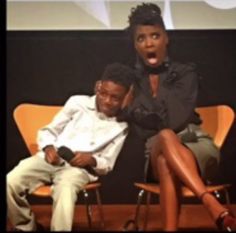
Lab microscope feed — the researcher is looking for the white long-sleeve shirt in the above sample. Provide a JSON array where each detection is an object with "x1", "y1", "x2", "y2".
[{"x1": 36, "y1": 95, "x2": 128, "y2": 180}]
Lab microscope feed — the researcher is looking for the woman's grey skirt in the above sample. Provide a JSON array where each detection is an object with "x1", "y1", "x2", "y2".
[{"x1": 145, "y1": 124, "x2": 220, "y2": 184}]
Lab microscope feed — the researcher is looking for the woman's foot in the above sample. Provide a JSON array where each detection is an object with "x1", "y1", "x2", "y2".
[{"x1": 215, "y1": 210, "x2": 236, "y2": 231}]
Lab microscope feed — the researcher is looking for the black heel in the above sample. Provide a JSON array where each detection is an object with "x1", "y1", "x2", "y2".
[{"x1": 215, "y1": 210, "x2": 236, "y2": 231}]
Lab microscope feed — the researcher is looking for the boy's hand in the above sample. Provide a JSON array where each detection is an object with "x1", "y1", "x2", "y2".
[
  {"x1": 70, "y1": 152, "x2": 97, "y2": 168},
  {"x1": 44, "y1": 145, "x2": 61, "y2": 165}
]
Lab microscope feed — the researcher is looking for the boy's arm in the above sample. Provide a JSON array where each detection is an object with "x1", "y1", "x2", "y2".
[
  {"x1": 37, "y1": 96, "x2": 78, "y2": 151},
  {"x1": 91, "y1": 129, "x2": 128, "y2": 175},
  {"x1": 69, "y1": 129, "x2": 128, "y2": 175}
]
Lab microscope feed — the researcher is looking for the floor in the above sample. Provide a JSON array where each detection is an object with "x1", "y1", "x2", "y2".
[{"x1": 6, "y1": 204, "x2": 236, "y2": 231}]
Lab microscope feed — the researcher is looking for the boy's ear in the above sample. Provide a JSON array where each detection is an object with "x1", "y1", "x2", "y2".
[{"x1": 94, "y1": 80, "x2": 102, "y2": 94}]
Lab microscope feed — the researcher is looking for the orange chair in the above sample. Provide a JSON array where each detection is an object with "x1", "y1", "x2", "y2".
[
  {"x1": 13, "y1": 103, "x2": 105, "y2": 229},
  {"x1": 123, "y1": 105, "x2": 235, "y2": 231}
]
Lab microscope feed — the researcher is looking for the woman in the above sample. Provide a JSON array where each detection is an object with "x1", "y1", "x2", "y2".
[{"x1": 122, "y1": 2, "x2": 236, "y2": 231}]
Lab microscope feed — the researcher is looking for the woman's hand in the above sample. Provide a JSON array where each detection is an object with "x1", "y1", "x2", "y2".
[{"x1": 122, "y1": 84, "x2": 134, "y2": 109}]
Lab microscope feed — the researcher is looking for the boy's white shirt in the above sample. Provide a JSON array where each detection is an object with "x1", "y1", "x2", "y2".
[{"x1": 36, "y1": 95, "x2": 128, "y2": 181}]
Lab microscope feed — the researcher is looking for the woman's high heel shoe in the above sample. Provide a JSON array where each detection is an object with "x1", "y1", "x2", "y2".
[{"x1": 215, "y1": 210, "x2": 236, "y2": 231}]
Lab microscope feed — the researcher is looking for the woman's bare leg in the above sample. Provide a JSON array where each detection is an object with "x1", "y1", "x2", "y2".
[
  {"x1": 151, "y1": 152, "x2": 181, "y2": 231},
  {"x1": 152, "y1": 129, "x2": 228, "y2": 222}
]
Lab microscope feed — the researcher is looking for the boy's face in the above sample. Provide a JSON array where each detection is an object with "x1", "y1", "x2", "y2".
[{"x1": 96, "y1": 80, "x2": 127, "y2": 117}]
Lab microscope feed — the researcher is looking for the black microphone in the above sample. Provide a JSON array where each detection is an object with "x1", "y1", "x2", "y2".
[
  {"x1": 57, "y1": 146, "x2": 97, "y2": 176},
  {"x1": 57, "y1": 146, "x2": 75, "y2": 162}
]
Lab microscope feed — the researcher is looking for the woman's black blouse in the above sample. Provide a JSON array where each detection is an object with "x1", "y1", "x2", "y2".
[{"x1": 121, "y1": 60, "x2": 202, "y2": 140}]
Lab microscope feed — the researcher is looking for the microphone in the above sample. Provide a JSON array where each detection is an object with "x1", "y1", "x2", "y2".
[
  {"x1": 57, "y1": 146, "x2": 75, "y2": 162},
  {"x1": 57, "y1": 146, "x2": 97, "y2": 176}
]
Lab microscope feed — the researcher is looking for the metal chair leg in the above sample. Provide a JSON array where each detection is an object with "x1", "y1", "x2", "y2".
[
  {"x1": 95, "y1": 188, "x2": 105, "y2": 229},
  {"x1": 134, "y1": 189, "x2": 146, "y2": 230},
  {"x1": 83, "y1": 189, "x2": 92, "y2": 228},
  {"x1": 224, "y1": 188, "x2": 231, "y2": 205},
  {"x1": 123, "y1": 189, "x2": 146, "y2": 231},
  {"x1": 143, "y1": 191, "x2": 152, "y2": 231}
]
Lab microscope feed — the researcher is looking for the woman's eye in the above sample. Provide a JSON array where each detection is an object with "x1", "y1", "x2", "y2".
[
  {"x1": 152, "y1": 33, "x2": 160, "y2": 39},
  {"x1": 137, "y1": 36, "x2": 144, "y2": 43}
]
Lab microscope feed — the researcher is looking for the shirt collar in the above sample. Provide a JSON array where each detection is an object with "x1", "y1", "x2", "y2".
[{"x1": 86, "y1": 95, "x2": 96, "y2": 110}]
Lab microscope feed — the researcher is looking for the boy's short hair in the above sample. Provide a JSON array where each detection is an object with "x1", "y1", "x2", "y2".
[{"x1": 101, "y1": 63, "x2": 135, "y2": 91}]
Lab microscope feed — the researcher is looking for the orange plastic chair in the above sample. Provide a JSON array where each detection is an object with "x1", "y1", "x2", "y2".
[
  {"x1": 123, "y1": 105, "x2": 235, "y2": 231},
  {"x1": 13, "y1": 103, "x2": 105, "y2": 229}
]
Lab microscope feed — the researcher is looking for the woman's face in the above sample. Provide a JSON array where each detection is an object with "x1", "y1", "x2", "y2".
[{"x1": 134, "y1": 25, "x2": 169, "y2": 68}]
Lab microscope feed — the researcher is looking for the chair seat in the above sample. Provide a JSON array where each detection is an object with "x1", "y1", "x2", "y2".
[
  {"x1": 13, "y1": 104, "x2": 105, "y2": 229},
  {"x1": 134, "y1": 182, "x2": 231, "y2": 197},
  {"x1": 33, "y1": 182, "x2": 101, "y2": 197},
  {"x1": 33, "y1": 185, "x2": 52, "y2": 196}
]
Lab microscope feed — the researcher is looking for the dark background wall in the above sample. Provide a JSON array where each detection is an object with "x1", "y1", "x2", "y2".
[{"x1": 7, "y1": 30, "x2": 236, "y2": 204}]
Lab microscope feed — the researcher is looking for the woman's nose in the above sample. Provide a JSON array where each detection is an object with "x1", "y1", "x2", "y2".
[{"x1": 145, "y1": 37, "x2": 153, "y2": 47}]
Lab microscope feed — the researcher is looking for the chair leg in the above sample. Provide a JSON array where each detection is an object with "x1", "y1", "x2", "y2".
[
  {"x1": 122, "y1": 189, "x2": 146, "y2": 231},
  {"x1": 83, "y1": 189, "x2": 92, "y2": 228},
  {"x1": 134, "y1": 189, "x2": 146, "y2": 230},
  {"x1": 123, "y1": 189, "x2": 151, "y2": 231},
  {"x1": 143, "y1": 191, "x2": 152, "y2": 231},
  {"x1": 95, "y1": 188, "x2": 105, "y2": 229},
  {"x1": 224, "y1": 188, "x2": 231, "y2": 205}
]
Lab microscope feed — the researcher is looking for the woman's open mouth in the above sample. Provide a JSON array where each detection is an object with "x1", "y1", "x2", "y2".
[{"x1": 146, "y1": 52, "x2": 158, "y2": 66}]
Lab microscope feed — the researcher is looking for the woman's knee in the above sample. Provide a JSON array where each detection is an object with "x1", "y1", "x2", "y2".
[
  {"x1": 151, "y1": 129, "x2": 178, "y2": 155},
  {"x1": 157, "y1": 129, "x2": 177, "y2": 143}
]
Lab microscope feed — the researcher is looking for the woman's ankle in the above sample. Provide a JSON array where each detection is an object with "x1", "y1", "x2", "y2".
[{"x1": 199, "y1": 191, "x2": 210, "y2": 201}]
